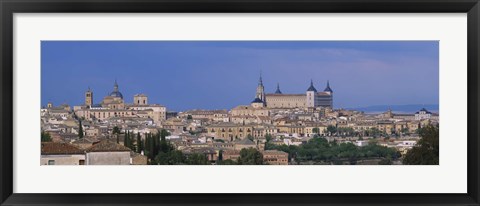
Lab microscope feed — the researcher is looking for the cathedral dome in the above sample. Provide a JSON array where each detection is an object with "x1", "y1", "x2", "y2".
[
  {"x1": 109, "y1": 91, "x2": 123, "y2": 99},
  {"x1": 109, "y1": 80, "x2": 123, "y2": 99}
]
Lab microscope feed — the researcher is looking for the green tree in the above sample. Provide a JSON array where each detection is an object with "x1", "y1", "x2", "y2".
[
  {"x1": 400, "y1": 128, "x2": 410, "y2": 135},
  {"x1": 160, "y1": 129, "x2": 170, "y2": 139},
  {"x1": 78, "y1": 119, "x2": 84, "y2": 139},
  {"x1": 146, "y1": 129, "x2": 176, "y2": 164},
  {"x1": 154, "y1": 150, "x2": 185, "y2": 165},
  {"x1": 218, "y1": 159, "x2": 237, "y2": 165},
  {"x1": 218, "y1": 150, "x2": 223, "y2": 161},
  {"x1": 145, "y1": 133, "x2": 155, "y2": 160},
  {"x1": 123, "y1": 131, "x2": 135, "y2": 151},
  {"x1": 337, "y1": 127, "x2": 354, "y2": 137},
  {"x1": 123, "y1": 131, "x2": 130, "y2": 148},
  {"x1": 185, "y1": 153, "x2": 209, "y2": 165},
  {"x1": 112, "y1": 126, "x2": 121, "y2": 143},
  {"x1": 41, "y1": 131, "x2": 52, "y2": 142},
  {"x1": 265, "y1": 134, "x2": 273, "y2": 142},
  {"x1": 326, "y1": 125, "x2": 337, "y2": 136},
  {"x1": 237, "y1": 148, "x2": 263, "y2": 165},
  {"x1": 148, "y1": 134, "x2": 155, "y2": 159},
  {"x1": 112, "y1": 126, "x2": 121, "y2": 135},
  {"x1": 264, "y1": 142, "x2": 275, "y2": 150},
  {"x1": 368, "y1": 138, "x2": 378, "y2": 145},
  {"x1": 129, "y1": 132, "x2": 136, "y2": 151},
  {"x1": 159, "y1": 130, "x2": 171, "y2": 154},
  {"x1": 403, "y1": 125, "x2": 439, "y2": 165},
  {"x1": 136, "y1": 132, "x2": 143, "y2": 153},
  {"x1": 366, "y1": 127, "x2": 383, "y2": 138},
  {"x1": 267, "y1": 136, "x2": 399, "y2": 165}
]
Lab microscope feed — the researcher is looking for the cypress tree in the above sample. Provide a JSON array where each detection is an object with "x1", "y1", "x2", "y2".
[
  {"x1": 124, "y1": 131, "x2": 129, "y2": 147},
  {"x1": 129, "y1": 132, "x2": 135, "y2": 151},
  {"x1": 149, "y1": 134, "x2": 155, "y2": 159},
  {"x1": 218, "y1": 150, "x2": 223, "y2": 161},
  {"x1": 153, "y1": 132, "x2": 159, "y2": 157},
  {"x1": 136, "y1": 132, "x2": 143, "y2": 153},
  {"x1": 145, "y1": 134, "x2": 151, "y2": 158},
  {"x1": 41, "y1": 131, "x2": 52, "y2": 142},
  {"x1": 78, "y1": 119, "x2": 84, "y2": 139}
]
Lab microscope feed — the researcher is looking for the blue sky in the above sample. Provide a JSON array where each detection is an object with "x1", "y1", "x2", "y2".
[{"x1": 41, "y1": 41, "x2": 439, "y2": 111}]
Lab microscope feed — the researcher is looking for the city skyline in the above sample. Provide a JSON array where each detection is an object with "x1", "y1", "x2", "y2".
[{"x1": 41, "y1": 41, "x2": 439, "y2": 111}]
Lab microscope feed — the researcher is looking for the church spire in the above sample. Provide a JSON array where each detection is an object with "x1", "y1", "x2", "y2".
[
  {"x1": 307, "y1": 79, "x2": 317, "y2": 92},
  {"x1": 275, "y1": 83, "x2": 282, "y2": 94},
  {"x1": 114, "y1": 79, "x2": 119, "y2": 92},
  {"x1": 255, "y1": 72, "x2": 265, "y2": 105},
  {"x1": 259, "y1": 71, "x2": 263, "y2": 86},
  {"x1": 324, "y1": 80, "x2": 333, "y2": 93}
]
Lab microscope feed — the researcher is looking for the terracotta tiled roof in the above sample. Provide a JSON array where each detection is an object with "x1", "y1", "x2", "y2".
[
  {"x1": 86, "y1": 139, "x2": 131, "y2": 152},
  {"x1": 41, "y1": 142, "x2": 84, "y2": 155},
  {"x1": 262, "y1": 150, "x2": 288, "y2": 156},
  {"x1": 72, "y1": 138, "x2": 96, "y2": 144},
  {"x1": 235, "y1": 138, "x2": 256, "y2": 145}
]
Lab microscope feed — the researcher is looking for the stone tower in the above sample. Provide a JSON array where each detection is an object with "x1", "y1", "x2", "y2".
[
  {"x1": 324, "y1": 80, "x2": 333, "y2": 108},
  {"x1": 85, "y1": 87, "x2": 93, "y2": 107},
  {"x1": 255, "y1": 73, "x2": 266, "y2": 106},
  {"x1": 306, "y1": 80, "x2": 317, "y2": 108},
  {"x1": 324, "y1": 80, "x2": 333, "y2": 95},
  {"x1": 134, "y1": 94, "x2": 148, "y2": 105}
]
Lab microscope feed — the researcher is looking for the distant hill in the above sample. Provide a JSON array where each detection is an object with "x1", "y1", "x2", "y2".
[{"x1": 346, "y1": 104, "x2": 439, "y2": 114}]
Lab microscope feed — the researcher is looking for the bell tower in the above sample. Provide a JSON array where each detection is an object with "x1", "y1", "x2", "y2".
[
  {"x1": 255, "y1": 73, "x2": 265, "y2": 105},
  {"x1": 85, "y1": 87, "x2": 93, "y2": 107},
  {"x1": 306, "y1": 80, "x2": 317, "y2": 108}
]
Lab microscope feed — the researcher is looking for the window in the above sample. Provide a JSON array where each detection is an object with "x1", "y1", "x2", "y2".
[
  {"x1": 79, "y1": 160, "x2": 85, "y2": 165},
  {"x1": 48, "y1": 160, "x2": 55, "y2": 165}
]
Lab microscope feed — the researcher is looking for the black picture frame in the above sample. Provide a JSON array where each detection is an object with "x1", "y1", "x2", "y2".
[{"x1": 1, "y1": 0, "x2": 479, "y2": 205}]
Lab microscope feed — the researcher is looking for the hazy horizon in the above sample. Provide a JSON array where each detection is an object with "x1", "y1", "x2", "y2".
[{"x1": 41, "y1": 41, "x2": 439, "y2": 111}]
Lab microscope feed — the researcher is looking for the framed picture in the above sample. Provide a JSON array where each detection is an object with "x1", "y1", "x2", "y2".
[{"x1": 1, "y1": 0, "x2": 479, "y2": 205}]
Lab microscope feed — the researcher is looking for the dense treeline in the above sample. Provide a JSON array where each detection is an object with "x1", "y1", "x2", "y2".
[
  {"x1": 323, "y1": 125, "x2": 404, "y2": 138},
  {"x1": 265, "y1": 137, "x2": 400, "y2": 165},
  {"x1": 123, "y1": 131, "x2": 135, "y2": 151},
  {"x1": 217, "y1": 148, "x2": 264, "y2": 165},
  {"x1": 143, "y1": 129, "x2": 209, "y2": 165},
  {"x1": 41, "y1": 131, "x2": 52, "y2": 142},
  {"x1": 402, "y1": 125, "x2": 439, "y2": 165}
]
